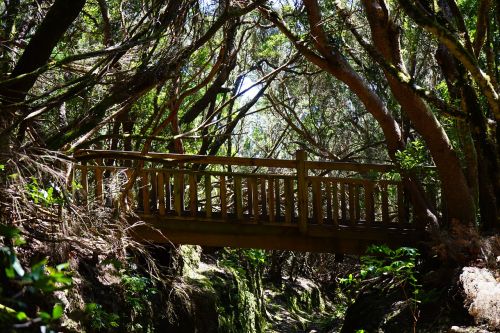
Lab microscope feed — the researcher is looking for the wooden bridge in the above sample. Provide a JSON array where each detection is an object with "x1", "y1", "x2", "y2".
[{"x1": 72, "y1": 150, "x2": 422, "y2": 254}]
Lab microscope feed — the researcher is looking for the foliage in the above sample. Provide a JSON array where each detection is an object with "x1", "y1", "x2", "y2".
[
  {"x1": 395, "y1": 139, "x2": 428, "y2": 172},
  {"x1": 220, "y1": 248, "x2": 268, "y2": 276},
  {"x1": 84, "y1": 303, "x2": 120, "y2": 330},
  {"x1": 25, "y1": 177, "x2": 64, "y2": 206},
  {"x1": 360, "y1": 245, "x2": 420, "y2": 295},
  {"x1": 0, "y1": 224, "x2": 72, "y2": 332},
  {"x1": 121, "y1": 273, "x2": 157, "y2": 314}
]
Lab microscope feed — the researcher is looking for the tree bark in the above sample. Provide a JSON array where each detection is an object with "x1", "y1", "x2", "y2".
[{"x1": 362, "y1": 0, "x2": 476, "y2": 224}]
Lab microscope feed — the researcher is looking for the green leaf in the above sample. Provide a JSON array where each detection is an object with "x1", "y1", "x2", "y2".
[
  {"x1": 5, "y1": 266, "x2": 15, "y2": 279},
  {"x1": 38, "y1": 311, "x2": 51, "y2": 322},
  {"x1": 52, "y1": 303, "x2": 63, "y2": 320},
  {"x1": 56, "y1": 262, "x2": 70, "y2": 271},
  {"x1": 16, "y1": 311, "x2": 28, "y2": 321},
  {"x1": 0, "y1": 224, "x2": 21, "y2": 238}
]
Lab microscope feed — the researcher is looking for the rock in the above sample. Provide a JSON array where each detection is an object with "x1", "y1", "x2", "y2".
[{"x1": 340, "y1": 288, "x2": 414, "y2": 333}]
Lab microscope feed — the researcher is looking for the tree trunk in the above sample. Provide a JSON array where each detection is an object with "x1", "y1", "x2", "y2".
[{"x1": 362, "y1": 0, "x2": 476, "y2": 225}]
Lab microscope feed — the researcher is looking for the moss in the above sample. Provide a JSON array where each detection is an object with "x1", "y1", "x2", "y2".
[
  {"x1": 179, "y1": 245, "x2": 201, "y2": 278},
  {"x1": 209, "y1": 267, "x2": 264, "y2": 333},
  {"x1": 188, "y1": 265, "x2": 265, "y2": 333},
  {"x1": 285, "y1": 277, "x2": 325, "y2": 314}
]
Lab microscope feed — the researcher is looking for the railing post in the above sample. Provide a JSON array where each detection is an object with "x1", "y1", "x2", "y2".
[{"x1": 296, "y1": 150, "x2": 308, "y2": 234}]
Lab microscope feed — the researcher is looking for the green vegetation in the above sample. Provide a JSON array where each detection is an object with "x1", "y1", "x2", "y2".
[
  {"x1": 0, "y1": 224, "x2": 72, "y2": 332},
  {"x1": 0, "y1": 0, "x2": 498, "y2": 331}
]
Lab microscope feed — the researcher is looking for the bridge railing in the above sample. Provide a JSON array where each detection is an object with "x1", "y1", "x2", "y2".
[{"x1": 73, "y1": 150, "x2": 411, "y2": 232}]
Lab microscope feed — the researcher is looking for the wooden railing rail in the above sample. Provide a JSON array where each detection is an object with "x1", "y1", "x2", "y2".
[{"x1": 72, "y1": 150, "x2": 413, "y2": 233}]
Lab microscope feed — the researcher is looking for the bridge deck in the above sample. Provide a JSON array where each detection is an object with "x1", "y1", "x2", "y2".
[{"x1": 73, "y1": 150, "x2": 420, "y2": 254}]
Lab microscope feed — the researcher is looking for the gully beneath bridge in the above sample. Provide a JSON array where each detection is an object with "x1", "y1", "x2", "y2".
[{"x1": 72, "y1": 150, "x2": 422, "y2": 254}]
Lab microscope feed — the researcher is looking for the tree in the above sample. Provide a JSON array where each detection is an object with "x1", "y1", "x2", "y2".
[{"x1": 258, "y1": 0, "x2": 499, "y2": 231}]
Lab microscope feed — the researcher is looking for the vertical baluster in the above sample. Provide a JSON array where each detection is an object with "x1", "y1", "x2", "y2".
[
  {"x1": 348, "y1": 183, "x2": 356, "y2": 225},
  {"x1": 332, "y1": 181, "x2": 339, "y2": 226},
  {"x1": 246, "y1": 178, "x2": 252, "y2": 215},
  {"x1": 260, "y1": 177, "x2": 267, "y2": 217},
  {"x1": 251, "y1": 177, "x2": 259, "y2": 222},
  {"x1": 312, "y1": 179, "x2": 323, "y2": 224},
  {"x1": 364, "y1": 181, "x2": 375, "y2": 224},
  {"x1": 275, "y1": 178, "x2": 281, "y2": 219},
  {"x1": 80, "y1": 164, "x2": 88, "y2": 205},
  {"x1": 296, "y1": 150, "x2": 307, "y2": 233},
  {"x1": 340, "y1": 182, "x2": 347, "y2": 223},
  {"x1": 189, "y1": 173, "x2": 197, "y2": 216},
  {"x1": 110, "y1": 170, "x2": 119, "y2": 209},
  {"x1": 125, "y1": 169, "x2": 134, "y2": 210},
  {"x1": 158, "y1": 172, "x2": 166, "y2": 216},
  {"x1": 397, "y1": 183, "x2": 405, "y2": 224},
  {"x1": 284, "y1": 178, "x2": 293, "y2": 223},
  {"x1": 354, "y1": 184, "x2": 360, "y2": 223},
  {"x1": 142, "y1": 171, "x2": 150, "y2": 214},
  {"x1": 381, "y1": 182, "x2": 389, "y2": 224},
  {"x1": 205, "y1": 174, "x2": 212, "y2": 218},
  {"x1": 174, "y1": 172, "x2": 183, "y2": 216},
  {"x1": 268, "y1": 177, "x2": 275, "y2": 222},
  {"x1": 95, "y1": 167, "x2": 104, "y2": 204},
  {"x1": 164, "y1": 172, "x2": 171, "y2": 212},
  {"x1": 234, "y1": 176, "x2": 243, "y2": 219},
  {"x1": 150, "y1": 170, "x2": 157, "y2": 211},
  {"x1": 220, "y1": 175, "x2": 227, "y2": 218},
  {"x1": 325, "y1": 180, "x2": 332, "y2": 222}
]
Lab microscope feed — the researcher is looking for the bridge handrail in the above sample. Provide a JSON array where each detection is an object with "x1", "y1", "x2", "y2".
[
  {"x1": 71, "y1": 149, "x2": 426, "y2": 235},
  {"x1": 73, "y1": 149, "x2": 399, "y2": 173}
]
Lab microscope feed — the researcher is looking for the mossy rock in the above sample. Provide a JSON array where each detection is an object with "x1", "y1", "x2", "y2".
[{"x1": 284, "y1": 277, "x2": 325, "y2": 314}]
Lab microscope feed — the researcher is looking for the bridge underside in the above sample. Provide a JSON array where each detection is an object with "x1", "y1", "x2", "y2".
[{"x1": 128, "y1": 215, "x2": 420, "y2": 254}]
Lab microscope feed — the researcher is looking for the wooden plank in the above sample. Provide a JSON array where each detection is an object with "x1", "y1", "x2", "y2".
[
  {"x1": 75, "y1": 149, "x2": 404, "y2": 173},
  {"x1": 305, "y1": 160, "x2": 396, "y2": 173},
  {"x1": 205, "y1": 174, "x2": 212, "y2": 218},
  {"x1": 110, "y1": 170, "x2": 119, "y2": 209},
  {"x1": 125, "y1": 169, "x2": 134, "y2": 210},
  {"x1": 354, "y1": 185, "x2": 360, "y2": 223},
  {"x1": 75, "y1": 149, "x2": 297, "y2": 169},
  {"x1": 174, "y1": 172, "x2": 183, "y2": 216},
  {"x1": 364, "y1": 181, "x2": 375, "y2": 224},
  {"x1": 220, "y1": 175, "x2": 227, "y2": 218},
  {"x1": 260, "y1": 177, "x2": 267, "y2": 216},
  {"x1": 275, "y1": 178, "x2": 281, "y2": 219},
  {"x1": 296, "y1": 150, "x2": 308, "y2": 233},
  {"x1": 95, "y1": 167, "x2": 104, "y2": 204},
  {"x1": 268, "y1": 177, "x2": 275, "y2": 222},
  {"x1": 164, "y1": 171, "x2": 171, "y2": 211},
  {"x1": 332, "y1": 181, "x2": 338, "y2": 226},
  {"x1": 312, "y1": 179, "x2": 323, "y2": 224},
  {"x1": 325, "y1": 180, "x2": 332, "y2": 222},
  {"x1": 284, "y1": 178, "x2": 293, "y2": 223},
  {"x1": 158, "y1": 172, "x2": 166, "y2": 216},
  {"x1": 340, "y1": 182, "x2": 347, "y2": 224},
  {"x1": 381, "y1": 183, "x2": 389, "y2": 224},
  {"x1": 234, "y1": 176, "x2": 243, "y2": 219},
  {"x1": 189, "y1": 173, "x2": 197, "y2": 216},
  {"x1": 142, "y1": 171, "x2": 150, "y2": 214},
  {"x1": 251, "y1": 177, "x2": 259, "y2": 222},
  {"x1": 151, "y1": 170, "x2": 157, "y2": 211},
  {"x1": 348, "y1": 184, "x2": 355, "y2": 225},
  {"x1": 131, "y1": 217, "x2": 419, "y2": 254},
  {"x1": 246, "y1": 177, "x2": 252, "y2": 215},
  {"x1": 80, "y1": 164, "x2": 88, "y2": 204}
]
